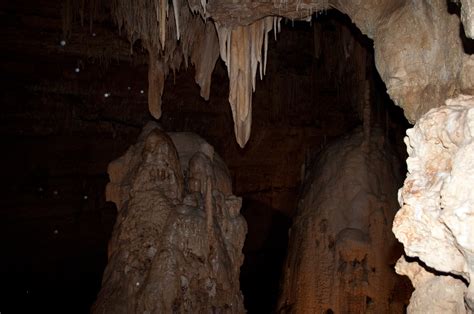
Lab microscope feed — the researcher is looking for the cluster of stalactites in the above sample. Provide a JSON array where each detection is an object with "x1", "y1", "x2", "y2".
[
  {"x1": 216, "y1": 17, "x2": 282, "y2": 147},
  {"x1": 111, "y1": 0, "x2": 180, "y2": 51},
  {"x1": 112, "y1": 0, "x2": 180, "y2": 119},
  {"x1": 111, "y1": 0, "x2": 220, "y2": 121},
  {"x1": 110, "y1": 0, "x2": 283, "y2": 147}
]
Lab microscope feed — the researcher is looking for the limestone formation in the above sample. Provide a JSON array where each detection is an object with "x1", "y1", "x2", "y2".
[
  {"x1": 110, "y1": 0, "x2": 220, "y2": 120},
  {"x1": 372, "y1": 0, "x2": 464, "y2": 123},
  {"x1": 393, "y1": 95, "x2": 474, "y2": 313},
  {"x1": 278, "y1": 129, "x2": 411, "y2": 313},
  {"x1": 215, "y1": 16, "x2": 281, "y2": 147},
  {"x1": 93, "y1": 123, "x2": 247, "y2": 313},
  {"x1": 105, "y1": 0, "x2": 473, "y2": 146},
  {"x1": 460, "y1": 0, "x2": 474, "y2": 38}
]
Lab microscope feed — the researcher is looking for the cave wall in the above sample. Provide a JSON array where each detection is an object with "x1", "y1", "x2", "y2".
[
  {"x1": 0, "y1": 3, "x2": 149, "y2": 311},
  {"x1": 277, "y1": 128, "x2": 411, "y2": 313},
  {"x1": 393, "y1": 95, "x2": 474, "y2": 313}
]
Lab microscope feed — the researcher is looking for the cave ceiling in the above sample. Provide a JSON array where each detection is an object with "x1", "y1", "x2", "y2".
[{"x1": 67, "y1": 0, "x2": 474, "y2": 146}]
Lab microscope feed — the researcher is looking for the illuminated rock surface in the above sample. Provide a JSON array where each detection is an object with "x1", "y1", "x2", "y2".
[
  {"x1": 93, "y1": 123, "x2": 246, "y2": 313},
  {"x1": 393, "y1": 95, "x2": 474, "y2": 313},
  {"x1": 88, "y1": 0, "x2": 474, "y2": 146},
  {"x1": 278, "y1": 128, "x2": 411, "y2": 313}
]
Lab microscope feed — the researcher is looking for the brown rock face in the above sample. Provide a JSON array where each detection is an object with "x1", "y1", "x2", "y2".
[
  {"x1": 93, "y1": 122, "x2": 246, "y2": 313},
  {"x1": 278, "y1": 129, "x2": 411, "y2": 313}
]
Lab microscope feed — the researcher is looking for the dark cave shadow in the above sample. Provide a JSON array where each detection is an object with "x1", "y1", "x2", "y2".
[
  {"x1": 404, "y1": 254, "x2": 469, "y2": 286},
  {"x1": 239, "y1": 199, "x2": 292, "y2": 314}
]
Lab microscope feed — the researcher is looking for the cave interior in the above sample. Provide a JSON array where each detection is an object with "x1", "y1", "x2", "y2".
[{"x1": 3, "y1": 0, "x2": 470, "y2": 313}]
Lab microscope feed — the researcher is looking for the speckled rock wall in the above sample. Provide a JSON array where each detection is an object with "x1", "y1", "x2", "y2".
[
  {"x1": 278, "y1": 128, "x2": 411, "y2": 313},
  {"x1": 93, "y1": 123, "x2": 246, "y2": 313},
  {"x1": 393, "y1": 95, "x2": 474, "y2": 313}
]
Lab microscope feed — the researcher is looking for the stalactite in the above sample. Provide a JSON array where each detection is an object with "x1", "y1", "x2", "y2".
[
  {"x1": 111, "y1": 0, "x2": 216, "y2": 121},
  {"x1": 191, "y1": 23, "x2": 220, "y2": 100},
  {"x1": 155, "y1": 0, "x2": 168, "y2": 49},
  {"x1": 148, "y1": 51, "x2": 165, "y2": 119},
  {"x1": 172, "y1": 0, "x2": 181, "y2": 40},
  {"x1": 200, "y1": 0, "x2": 207, "y2": 14},
  {"x1": 216, "y1": 17, "x2": 280, "y2": 147}
]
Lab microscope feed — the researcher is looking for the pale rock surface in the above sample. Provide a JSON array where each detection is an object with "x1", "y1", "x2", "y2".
[
  {"x1": 460, "y1": 0, "x2": 474, "y2": 38},
  {"x1": 395, "y1": 257, "x2": 468, "y2": 313},
  {"x1": 372, "y1": 0, "x2": 464, "y2": 123},
  {"x1": 93, "y1": 122, "x2": 246, "y2": 313},
  {"x1": 278, "y1": 128, "x2": 410, "y2": 313},
  {"x1": 393, "y1": 94, "x2": 474, "y2": 313}
]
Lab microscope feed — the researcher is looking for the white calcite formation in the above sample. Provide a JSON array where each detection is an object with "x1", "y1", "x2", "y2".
[
  {"x1": 215, "y1": 16, "x2": 282, "y2": 147},
  {"x1": 278, "y1": 128, "x2": 410, "y2": 313},
  {"x1": 393, "y1": 94, "x2": 474, "y2": 313},
  {"x1": 461, "y1": 0, "x2": 474, "y2": 39},
  {"x1": 92, "y1": 122, "x2": 246, "y2": 313}
]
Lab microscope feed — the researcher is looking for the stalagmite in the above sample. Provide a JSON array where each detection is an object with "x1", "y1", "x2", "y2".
[
  {"x1": 393, "y1": 95, "x2": 474, "y2": 313},
  {"x1": 278, "y1": 128, "x2": 410, "y2": 313},
  {"x1": 93, "y1": 123, "x2": 247, "y2": 313}
]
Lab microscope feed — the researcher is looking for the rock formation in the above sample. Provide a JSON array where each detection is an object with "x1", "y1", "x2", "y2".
[
  {"x1": 65, "y1": 0, "x2": 474, "y2": 147},
  {"x1": 61, "y1": 0, "x2": 474, "y2": 311},
  {"x1": 460, "y1": 0, "x2": 474, "y2": 38},
  {"x1": 278, "y1": 128, "x2": 411, "y2": 313},
  {"x1": 127, "y1": 1, "x2": 474, "y2": 145},
  {"x1": 393, "y1": 95, "x2": 474, "y2": 313},
  {"x1": 92, "y1": 123, "x2": 247, "y2": 313}
]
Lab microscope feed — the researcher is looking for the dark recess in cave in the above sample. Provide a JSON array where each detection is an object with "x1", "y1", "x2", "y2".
[{"x1": 0, "y1": 2, "x2": 409, "y2": 313}]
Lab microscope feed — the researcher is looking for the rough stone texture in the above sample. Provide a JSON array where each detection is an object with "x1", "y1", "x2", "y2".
[
  {"x1": 93, "y1": 122, "x2": 246, "y2": 313},
  {"x1": 395, "y1": 257, "x2": 468, "y2": 313},
  {"x1": 278, "y1": 128, "x2": 411, "y2": 313},
  {"x1": 460, "y1": 0, "x2": 474, "y2": 38},
  {"x1": 372, "y1": 0, "x2": 465, "y2": 123},
  {"x1": 393, "y1": 94, "x2": 474, "y2": 313}
]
